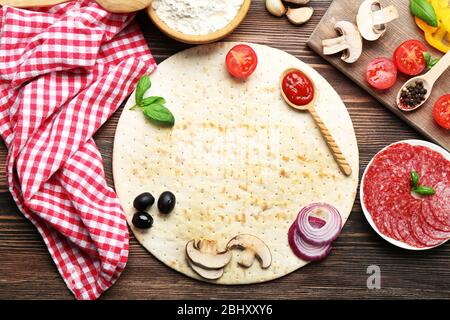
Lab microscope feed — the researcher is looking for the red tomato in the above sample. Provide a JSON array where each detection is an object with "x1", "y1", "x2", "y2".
[
  {"x1": 281, "y1": 70, "x2": 315, "y2": 106},
  {"x1": 433, "y1": 94, "x2": 450, "y2": 130},
  {"x1": 225, "y1": 44, "x2": 258, "y2": 79},
  {"x1": 365, "y1": 57, "x2": 397, "y2": 90},
  {"x1": 393, "y1": 40, "x2": 428, "y2": 76}
]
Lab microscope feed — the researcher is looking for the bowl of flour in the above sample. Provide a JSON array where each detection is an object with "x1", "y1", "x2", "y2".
[{"x1": 148, "y1": 0, "x2": 251, "y2": 44}]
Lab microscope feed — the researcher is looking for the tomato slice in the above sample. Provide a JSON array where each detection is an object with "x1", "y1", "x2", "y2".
[
  {"x1": 433, "y1": 94, "x2": 450, "y2": 130},
  {"x1": 365, "y1": 57, "x2": 397, "y2": 90},
  {"x1": 225, "y1": 44, "x2": 258, "y2": 79},
  {"x1": 393, "y1": 40, "x2": 428, "y2": 76}
]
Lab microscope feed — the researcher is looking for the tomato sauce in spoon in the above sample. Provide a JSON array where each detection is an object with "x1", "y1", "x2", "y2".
[{"x1": 281, "y1": 70, "x2": 315, "y2": 106}]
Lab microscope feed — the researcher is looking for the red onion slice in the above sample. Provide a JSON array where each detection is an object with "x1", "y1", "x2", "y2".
[
  {"x1": 296, "y1": 202, "x2": 342, "y2": 246},
  {"x1": 309, "y1": 216, "x2": 326, "y2": 229},
  {"x1": 288, "y1": 223, "x2": 332, "y2": 261}
]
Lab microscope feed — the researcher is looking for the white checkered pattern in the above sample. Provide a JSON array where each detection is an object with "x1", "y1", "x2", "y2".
[{"x1": 0, "y1": 0, "x2": 156, "y2": 300}]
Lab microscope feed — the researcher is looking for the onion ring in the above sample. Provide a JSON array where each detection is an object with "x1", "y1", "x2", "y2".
[
  {"x1": 288, "y1": 223, "x2": 332, "y2": 261},
  {"x1": 296, "y1": 202, "x2": 342, "y2": 245}
]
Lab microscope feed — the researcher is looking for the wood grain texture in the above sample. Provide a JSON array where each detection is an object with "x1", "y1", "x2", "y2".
[
  {"x1": 307, "y1": 0, "x2": 450, "y2": 151},
  {"x1": 0, "y1": 0, "x2": 449, "y2": 300}
]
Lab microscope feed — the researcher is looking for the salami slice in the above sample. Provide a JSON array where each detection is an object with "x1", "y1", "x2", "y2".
[
  {"x1": 396, "y1": 216, "x2": 425, "y2": 248},
  {"x1": 428, "y1": 182, "x2": 450, "y2": 227},
  {"x1": 409, "y1": 204, "x2": 444, "y2": 247},
  {"x1": 421, "y1": 198, "x2": 450, "y2": 232},
  {"x1": 420, "y1": 201, "x2": 450, "y2": 240},
  {"x1": 389, "y1": 196, "x2": 418, "y2": 242},
  {"x1": 362, "y1": 141, "x2": 450, "y2": 249},
  {"x1": 388, "y1": 213, "x2": 403, "y2": 241},
  {"x1": 414, "y1": 146, "x2": 450, "y2": 187}
]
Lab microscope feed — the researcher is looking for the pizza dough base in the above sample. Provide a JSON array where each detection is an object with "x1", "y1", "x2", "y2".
[{"x1": 113, "y1": 42, "x2": 359, "y2": 284}]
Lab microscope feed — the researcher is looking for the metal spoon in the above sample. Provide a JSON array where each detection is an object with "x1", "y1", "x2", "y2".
[
  {"x1": 280, "y1": 68, "x2": 352, "y2": 176},
  {"x1": 396, "y1": 50, "x2": 450, "y2": 111},
  {"x1": 0, "y1": 0, "x2": 151, "y2": 13}
]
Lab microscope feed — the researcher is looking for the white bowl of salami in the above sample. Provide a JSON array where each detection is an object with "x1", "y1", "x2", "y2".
[{"x1": 360, "y1": 140, "x2": 450, "y2": 250}]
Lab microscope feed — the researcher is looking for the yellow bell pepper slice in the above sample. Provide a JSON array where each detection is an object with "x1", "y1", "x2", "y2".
[
  {"x1": 432, "y1": 0, "x2": 450, "y2": 32},
  {"x1": 416, "y1": 16, "x2": 438, "y2": 33},
  {"x1": 414, "y1": 0, "x2": 450, "y2": 53}
]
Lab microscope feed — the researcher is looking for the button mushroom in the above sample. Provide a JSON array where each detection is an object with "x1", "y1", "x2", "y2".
[
  {"x1": 286, "y1": 7, "x2": 314, "y2": 26},
  {"x1": 357, "y1": 0, "x2": 399, "y2": 41},
  {"x1": 186, "y1": 239, "x2": 232, "y2": 270},
  {"x1": 227, "y1": 234, "x2": 272, "y2": 269},
  {"x1": 322, "y1": 21, "x2": 363, "y2": 63}
]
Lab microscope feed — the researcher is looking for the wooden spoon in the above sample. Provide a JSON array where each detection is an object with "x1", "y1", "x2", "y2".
[
  {"x1": 280, "y1": 68, "x2": 352, "y2": 176},
  {"x1": 0, "y1": 0, "x2": 151, "y2": 13},
  {"x1": 396, "y1": 50, "x2": 450, "y2": 111}
]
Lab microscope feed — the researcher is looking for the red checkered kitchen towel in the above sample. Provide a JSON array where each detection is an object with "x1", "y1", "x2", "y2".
[{"x1": 0, "y1": 0, "x2": 156, "y2": 299}]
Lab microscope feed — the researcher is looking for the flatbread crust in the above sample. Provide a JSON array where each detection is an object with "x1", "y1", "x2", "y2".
[{"x1": 113, "y1": 42, "x2": 359, "y2": 284}]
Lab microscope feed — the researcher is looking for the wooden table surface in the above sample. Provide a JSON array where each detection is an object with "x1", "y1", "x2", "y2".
[{"x1": 1, "y1": 0, "x2": 449, "y2": 300}]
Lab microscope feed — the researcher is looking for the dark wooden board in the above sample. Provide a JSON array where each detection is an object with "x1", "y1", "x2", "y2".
[
  {"x1": 1, "y1": 0, "x2": 450, "y2": 300},
  {"x1": 307, "y1": 0, "x2": 450, "y2": 151}
]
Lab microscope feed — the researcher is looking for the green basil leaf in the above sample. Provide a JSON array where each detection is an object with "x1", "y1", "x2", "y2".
[
  {"x1": 423, "y1": 52, "x2": 440, "y2": 68},
  {"x1": 142, "y1": 104, "x2": 175, "y2": 126},
  {"x1": 410, "y1": 0, "x2": 438, "y2": 27},
  {"x1": 135, "y1": 75, "x2": 151, "y2": 105},
  {"x1": 429, "y1": 57, "x2": 440, "y2": 67},
  {"x1": 423, "y1": 52, "x2": 431, "y2": 65},
  {"x1": 413, "y1": 186, "x2": 435, "y2": 196},
  {"x1": 410, "y1": 170, "x2": 419, "y2": 188},
  {"x1": 129, "y1": 97, "x2": 166, "y2": 110},
  {"x1": 140, "y1": 96, "x2": 166, "y2": 107}
]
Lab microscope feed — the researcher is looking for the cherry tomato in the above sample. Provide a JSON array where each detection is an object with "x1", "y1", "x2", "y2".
[
  {"x1": 433, "y1": 94, "x2": 450, "y2": 130},
  {"x1": 282, "y1": 70, "x2": 315, "y2": 106},
  {"x1": 365, "y1": 57, "x2": 397, "y2": 90},
  {"x1": 225, "y1": 44, "x2": 258, "y2": 79},
  {"x1": 393, "y1": 40, "x2": 428, "y2": 76}
]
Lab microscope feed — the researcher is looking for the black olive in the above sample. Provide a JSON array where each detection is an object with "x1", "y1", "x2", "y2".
[
  {"x1": 132, "y1": 212, "x2": 153, "y2": 229},
  {"x1": 133, "y1": 192, "x2": 155, "y2": 211},
  {"x1": 158, "y1": 191, "x2": 176, "y2": 214}
]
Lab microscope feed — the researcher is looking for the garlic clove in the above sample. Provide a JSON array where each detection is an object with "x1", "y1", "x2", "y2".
[
  {"x1": 266, "y1": 0, "x2": 286, "y2": 17},
  {"x1": 286, "y1": 7, "x2": 314, "y2": 25},
  {"x1": 284, "y1": 0, "x2": 310, "y2": 4}
]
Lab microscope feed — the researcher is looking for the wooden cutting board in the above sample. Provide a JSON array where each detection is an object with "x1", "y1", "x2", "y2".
[{"x1": 307, "y1": 0, "x2": 449, "y2": 151}]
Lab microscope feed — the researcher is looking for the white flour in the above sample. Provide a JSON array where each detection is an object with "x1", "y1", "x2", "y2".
[{"x1": 152, "y1": 0, "x2": 244, "y2": 35}]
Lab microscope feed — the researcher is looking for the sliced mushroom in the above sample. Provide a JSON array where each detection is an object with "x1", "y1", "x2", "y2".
[
  {"x1": 266, "y1": 0, "x2": 286, "y2": 17},
  {"x1": 357, "y1": 0, "x2": 399, "y2": 41},
  {"x1": 284, "y1": 0, "x2": 310, "y2": 4},
  {"x1": 322, "y1": 21, "x2": 363, "y2": 63},
  {"x1": 234, "y1": 248, "x2": 256, "y2": 268},
  {"x1": 187, "y1": 257, "x2": 224, "y2": 280},
  {"x1": 286, "y1": 7, "x2": 314, "y2": 25},
  {"x1": 186, "y1": 239, "x2": 232, "y2": 270},
  {"x1": 227, "y1": 234, "x2": 272, "y2": 269}
]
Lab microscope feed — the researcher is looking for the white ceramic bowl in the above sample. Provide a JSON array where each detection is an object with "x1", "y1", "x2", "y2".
[{"x1": 360, "y1": 139, "x2": 450, "y2": 250}]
